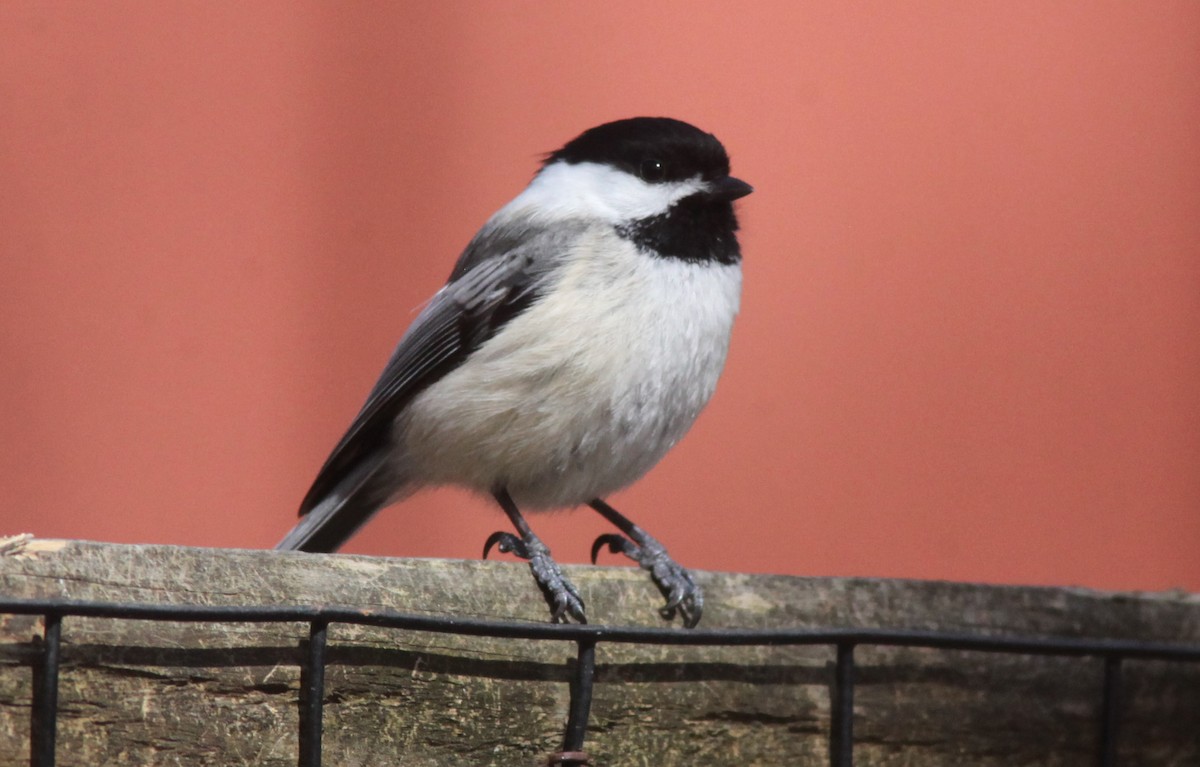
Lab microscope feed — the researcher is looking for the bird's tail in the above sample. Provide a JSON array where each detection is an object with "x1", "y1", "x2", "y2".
[{"x1": 275, "y1": 452, "x2": 396, "y2": 553}]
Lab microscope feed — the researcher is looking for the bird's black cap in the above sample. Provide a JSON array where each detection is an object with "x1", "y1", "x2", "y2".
[{"x1": 545, "y1": 117, "x2": 734, "y2": 184}]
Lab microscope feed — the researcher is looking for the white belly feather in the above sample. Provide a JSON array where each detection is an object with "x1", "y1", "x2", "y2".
[{"x1": 396, "y1": 231, "x2": 741, "y2": 508}]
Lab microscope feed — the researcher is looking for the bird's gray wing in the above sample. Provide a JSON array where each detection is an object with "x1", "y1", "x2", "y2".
[{"x1": 295, "y1": 246, "x2": 543, "y2": 520}]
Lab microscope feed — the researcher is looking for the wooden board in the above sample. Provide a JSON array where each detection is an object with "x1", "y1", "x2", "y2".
[{"x1": 0, "y1": 537, "x2": 1197, "y2": 766}]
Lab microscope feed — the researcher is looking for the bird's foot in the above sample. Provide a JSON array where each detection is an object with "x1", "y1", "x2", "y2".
[
  {"x1": 485, "y1": 531, "x2": 587, "y2": 624},
  {"x1": 591, "y1": 530, "x2": 703, "y2": 628}
]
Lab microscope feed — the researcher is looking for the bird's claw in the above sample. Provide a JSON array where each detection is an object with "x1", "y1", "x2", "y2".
[
  {"x1": 484, "y1": 530, "x2": 587, "y2": 624},
  {"x1": 590, "y1": 533, "x2": 636, "y2": 563},
  {"x1": 483, "y1": 531, "x2": 525, "y2": 559},
  {"x1": 590, "y1": 531, "x2": 703, "y2": 628}
]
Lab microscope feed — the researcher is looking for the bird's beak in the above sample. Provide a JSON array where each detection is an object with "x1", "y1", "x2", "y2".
[{"x1": 707, "y1": 175, "x2": 754, "y2": 201}]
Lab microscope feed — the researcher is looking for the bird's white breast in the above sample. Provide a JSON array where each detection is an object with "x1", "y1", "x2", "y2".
[{"x1": 396, "y1": 227, "x2": 741, "y2": 508}]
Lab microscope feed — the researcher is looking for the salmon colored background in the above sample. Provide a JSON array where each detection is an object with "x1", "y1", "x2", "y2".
[{"x1": 2, "y1": 3, "x2": 1198, "y2": 594}]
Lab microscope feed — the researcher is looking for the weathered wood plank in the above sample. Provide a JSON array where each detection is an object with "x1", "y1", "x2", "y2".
[{"x1": 0, "y1": 537, "x2": 1197, "y2": 766}]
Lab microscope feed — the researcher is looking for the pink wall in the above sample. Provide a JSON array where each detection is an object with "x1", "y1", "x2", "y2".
[{"x1": 3, "y1": 3, "x2": 1198, "y2": 593}]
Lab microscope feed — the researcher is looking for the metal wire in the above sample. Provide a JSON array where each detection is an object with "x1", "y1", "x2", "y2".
[
  {"x1": 5, "y1": 595, "x2": 1199, "y2": 767},
  {"x1": 300, "y1": 620, "x2": 328, "y2": 767},
  {"x1": 31, "y1": 612, "x2": 60, "y2": 767},
  {"x1": 562, "y1": 640, "x2": 597, "y2": 753},
  {"x1": 1098, "y1": 656, "x2": 1123, "y2": 767},
  {"x1": 830, "y1": 642, "x2": 856, "y2": 767}
]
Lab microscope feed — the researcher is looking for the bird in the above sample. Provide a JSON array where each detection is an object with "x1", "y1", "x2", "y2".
[{"x1": 276, "y1": 117, "x2": 751, "y2": 628}]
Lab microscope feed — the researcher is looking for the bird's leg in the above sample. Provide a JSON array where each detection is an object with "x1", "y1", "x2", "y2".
[
  {"x1": 484, "y1": 488, "x2": 587, "y2": 624},
  {"x1": 588, "y1": 498, "x2": 703, "y2": 628}
]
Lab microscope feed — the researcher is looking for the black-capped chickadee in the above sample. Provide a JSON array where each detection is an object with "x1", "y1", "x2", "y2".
[{"x1": 277, "y1": 117, "x2": 752, "y2": 628}]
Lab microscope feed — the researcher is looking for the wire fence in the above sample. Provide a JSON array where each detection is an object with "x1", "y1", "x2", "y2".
[{"x1": 4, "y1": 596, "x2": 1200, "y2": 767}]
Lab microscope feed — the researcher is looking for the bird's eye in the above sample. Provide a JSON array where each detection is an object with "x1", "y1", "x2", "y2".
[{"x1": 639, "y1": 159, "x2": 667, "y2": 183}]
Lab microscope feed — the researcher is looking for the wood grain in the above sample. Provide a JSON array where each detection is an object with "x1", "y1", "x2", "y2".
[{"x1": 0, "y1": 538, "x2": 1197, "y2": 766}]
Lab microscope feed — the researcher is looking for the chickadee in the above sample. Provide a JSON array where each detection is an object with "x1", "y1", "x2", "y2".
[{"x1": 277, "y1": 117, "x2": 751, "y2": 628}]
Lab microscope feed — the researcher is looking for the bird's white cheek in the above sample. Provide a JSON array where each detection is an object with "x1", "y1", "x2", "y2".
[{"x1": 504, "y1": 161, "x2": 705, "y2": 224}]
